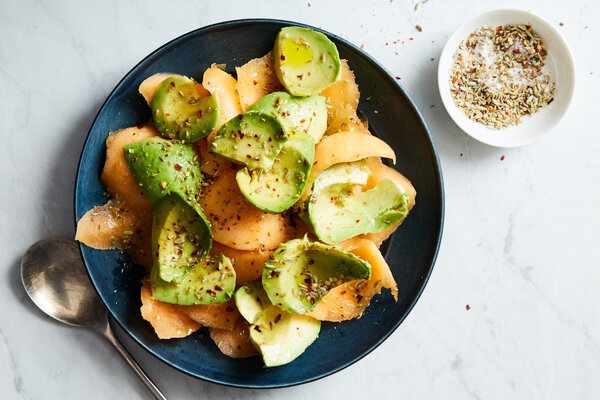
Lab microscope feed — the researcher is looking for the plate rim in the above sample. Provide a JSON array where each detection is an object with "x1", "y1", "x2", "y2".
[{"x1": 74, "y1": 18, "x2": 445, "y2": 389}]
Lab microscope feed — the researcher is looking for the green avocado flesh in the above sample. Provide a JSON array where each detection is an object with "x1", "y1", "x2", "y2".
[
  {"x1": 152, "y1": 196, "x2": 212, "y2": 283},
  {"x1": 123, "y1": 137, "x2": 202, "y2": 207},
  {"x1": 151, "y1": 253, "x2": 235, "y2": 305},
  {"x1": 306, "y1": 162, "x2": 410, "y2": 245},
  {"x1": 235, "y1": 282, "x2": 321, "y2": 367},
  {"x1": 273, "y1": 26, "x2": 341, "y2": 96},
  {"x1": 248, "y1": 92, "x2": 327, "y2": 143},
  {"x1": 235, "y1": 133, "x2": 315, "y2": 213},
  {"x1": 211, "y1": 111, "x2": 288, "y2": 171},
  {"x1": 151, "y1": 75, "x2": 219, "y2": 142},
  {"x1": 262, "y1": 237, "x2": 371, "y2": 314}
]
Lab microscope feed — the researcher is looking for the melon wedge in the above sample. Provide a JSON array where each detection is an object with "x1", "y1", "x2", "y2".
[
  {"x1": 211, "y1": 242, "x2": 272, "y2": 286},
  {"x1": 140, "y1": 281, "x2": 201, "y2": 339},
  {"x1": 236, "y1": 53, "x2": 283, "y2": 111},
  {"x1": 202, "y1": 64, "x2": 242, "y2": 131},
  {"x1": 199, "y1": 166, "x2": 296, "y2": 251},
  {"x1": 319, "y1": 60, "x2": 364, "y2": 134},
  {"x1": 75, "y1": 199, "x2": 153, "y2": 268},
  {"x1": 209, "y1": 318, "x2": 259, "y2": 358},
  {"x1": 176, "y1": 299, "x2": 240, "y2": 330}
]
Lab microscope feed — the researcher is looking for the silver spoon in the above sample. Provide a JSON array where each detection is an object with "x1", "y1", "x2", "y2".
[{"x1": 21, "y1": 238, "x2": 167, "y2": 400}]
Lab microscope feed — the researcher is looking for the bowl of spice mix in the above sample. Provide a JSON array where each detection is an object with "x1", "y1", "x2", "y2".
[{"x1": 438, "y1": 9, "x2": 575, "y2": 147}]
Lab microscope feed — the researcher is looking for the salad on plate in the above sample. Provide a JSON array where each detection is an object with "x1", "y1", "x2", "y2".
[{"x1": 76, "y1": 26, "x2": 416, "y2": 367}]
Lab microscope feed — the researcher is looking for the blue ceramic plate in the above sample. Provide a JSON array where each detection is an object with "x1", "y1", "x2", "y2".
[{"x1": 75, "y1": 19, "x2": 444, "y2": 388}]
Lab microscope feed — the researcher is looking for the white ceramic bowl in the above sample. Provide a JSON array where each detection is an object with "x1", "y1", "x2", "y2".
[{"x1": 438, "y1": 9, "x2": 575, "y2": 147}]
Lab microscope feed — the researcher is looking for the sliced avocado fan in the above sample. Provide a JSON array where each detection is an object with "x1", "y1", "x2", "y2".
[
  {"x1": 262, "y1": 237, "x2": 371, "y2": 314},
  {"x1": 210, "y1": 111, "x2": 288, "y2": 171},
  {"x1": 152, "y1": 75, "x2": 219, "y2": 142},
  {"x1": 124, "y1": 137, "x2": 203, "y2": 206},
  {"x1": 236, "y1": 133, "x2": 315, "y2": 213},
  {"x1": 151, "y1": 196, "x2": 212, "y2": 283},
  {"x1": 306, "y1": 160, "x2": 411, "y2": 244},
  {"x1": 124, "y1": 136, "x2": 212, "y2": 252},
  {"x1": 151, "y1": 252, "x2": 235, "y2": 305},
  {"x1": 235, "y1": 281, "x2": 321, "y2": 367},
  {"x1": 248, "y1": 92, "x2": 327, "y2": 143}
]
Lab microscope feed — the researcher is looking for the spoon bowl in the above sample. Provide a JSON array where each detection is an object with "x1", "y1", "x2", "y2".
[{"x1": 21, "y1": 238, "x2": 105, "y2": 328}]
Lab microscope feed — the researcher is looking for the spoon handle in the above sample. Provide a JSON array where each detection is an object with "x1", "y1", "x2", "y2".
[{"x1": 99, "y1": 321, "x2": 168, "y2": 400}]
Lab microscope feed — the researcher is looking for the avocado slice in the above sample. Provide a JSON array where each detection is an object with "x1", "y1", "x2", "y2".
[
  {"x1": 151, "y1": 196, "x2": 211, "y2": 283},
  {"x1": 235, "y1": 282, "x2": 321, "y2": 367},
  {"x1": 211, "y1": 111, "x2": 288, "y2": 171},
  {"x1": 152, "y1": 75, "x2": 219, "y2": 142},
  {"x1": 123, "y1": 137, "x2": 202, "y2": 206},
  {"x1": 248, "y1": 92, "x2": 327, "y2": 143},
  {"x1": 150, "y1": 253, "x2": 235, "y2": 305},
  {"x1": 262, "y1": 237, "x2": 371, "y2": 314},
  {"x1": 273, "y1": 26, "x2": 341, "y2": 96},
  {"x1": 306, "y1": 162, "x2": 411, "y2": 244},
  {"x1": 235, "y1": 133, "x2": 315, "y2": 213}
]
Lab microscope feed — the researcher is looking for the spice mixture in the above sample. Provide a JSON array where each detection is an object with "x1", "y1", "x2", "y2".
[{"x1": 450, "y1": 25, "x2": 556, "y2": 129}]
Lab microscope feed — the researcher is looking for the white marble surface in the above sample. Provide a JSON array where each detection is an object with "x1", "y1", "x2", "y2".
[{"x1": 1, "y1": 0, "x2": 599, "y2": 399}]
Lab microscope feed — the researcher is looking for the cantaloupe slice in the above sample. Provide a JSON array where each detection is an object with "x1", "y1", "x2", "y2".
[
  {"x1": 140, "y1": 280, "x2": 201, "y2": 339},
  {"x1": 210, "y1": 242, "x2": 272, "y2": 286},
  {"x1": 305, "y1": 238, "x2": 397, "y2": 322},
  {"x1": 202, "y1": 65, "x2": 242, "y2": 131},
  {"x1": 359, "y1": 157, "x2": 416, "y2": 246},
  {"x1": 236, "y1": 53, "x2": 284, "y2": 111},
  {"x1": 209, "y1": 318, "x2": 259, "y2": 358},
  {"x1": 100, "y1": 125, "x2": 158, "y2": 211},
  {"x1": 175, "y1": 299, "x2": 240, "y2": 330},
  {"x1": 299, "y1": 130, "x2": 396, "y2": 202},
  {"x1": 76, "y1": 200, "x2": 135, "y2": 250},
  {"x1": 320, "y1": 60, "x2": 364, "y2": 135},
  {"x1": 199, "y1": 166, "x2": 296, "y2": 251},
  {"x1": 75, "y1": 199, "x2": 153, "y2": 268}
]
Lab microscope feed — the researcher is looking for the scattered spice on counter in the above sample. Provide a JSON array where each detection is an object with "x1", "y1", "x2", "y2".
[
  {"x1": 559, "y1": 22, "x2": 564, "y2": 27},
  {"x1": 500, "y1": 155, "x2": 505, "y2": 161},
  {"x1": 416, "y1": 24, "x2": 423, "y2": 32},
  {"x1": 450, "y1": 25, "x2": 556, "y2": 129},
  {"x1": 466, "y1": 304, "x2": 471, "y2": 311}
]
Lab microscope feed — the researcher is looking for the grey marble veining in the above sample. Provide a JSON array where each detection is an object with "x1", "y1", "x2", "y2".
[{"x1": 1, "y1": 0, "x2": 599, "y2": 399}]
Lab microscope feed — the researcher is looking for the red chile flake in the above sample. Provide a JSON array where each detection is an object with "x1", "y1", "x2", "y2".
[
  {"x1": 174, "y1": 164, "x2": 182, "y2": 171},
  {"x1": 466, "y1": 304, "x2": 471, "y2": 310},
  {"x1": 197, "y1": 110, "x2": 203, "y2": 118},
  {"x1": 500, "y1": 155, "x2": 505, "y2": 161},
  {"x1": 280, "y1": 55, "x2": 285, "y2": 60}
]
